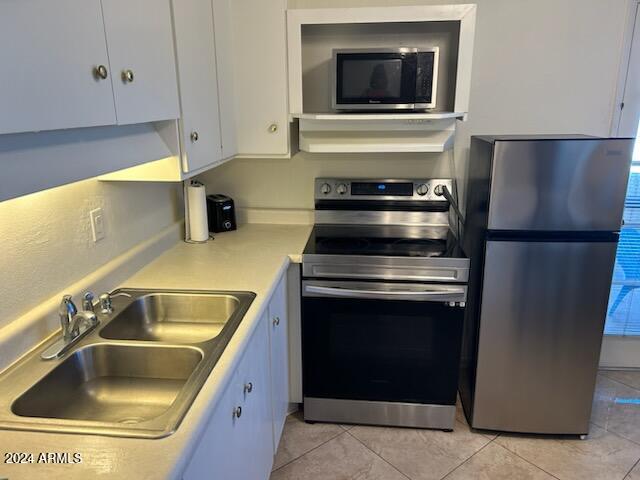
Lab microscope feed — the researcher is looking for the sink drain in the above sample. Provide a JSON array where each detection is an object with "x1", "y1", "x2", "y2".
[{"x1": 117, "y1": 416, "x2": 145, "y2": 425}]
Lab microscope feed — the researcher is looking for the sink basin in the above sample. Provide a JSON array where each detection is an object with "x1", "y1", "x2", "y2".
[
  {"x1": 12, "y1": 344, "x2": 202, "y2": 424},
  {"x1": 100, "y1": 293, "x2": 240, "y2": 343},
  {"x1": 0, "y1": 289, "x2": 256, "y2": 438}
]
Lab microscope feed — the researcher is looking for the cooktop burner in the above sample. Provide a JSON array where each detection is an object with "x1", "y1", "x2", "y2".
[{"x1": 316, "y1": 237, "x2": 372, "y2": 252}]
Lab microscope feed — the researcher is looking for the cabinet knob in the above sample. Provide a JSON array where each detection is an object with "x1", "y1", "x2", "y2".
[
  {"x1": 122, "y1": 69, "x2": 135, "y2": 83},
  {"x1": 273, "y1": 316, "x2": 280, "y2": 326},
  {"x1": 233, "y1": 406, "x2": 242, "y2": 419},
  {"x1": 190, "y1": 131, "x2": 199, "y2": 143},
  {"x1": 94, "y1": 65, "x2": 108, "y2": 80},
  {"x1": 244, "y1": 382, "x2": 253, "y2": 394},
  {"x1": 268, "y1": 123, "x2": 278, "y2": 133}
]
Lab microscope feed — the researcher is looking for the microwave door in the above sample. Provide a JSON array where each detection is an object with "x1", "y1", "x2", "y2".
[{"x1": 333, "y1": 51, "x2": 417, "y2": 110}]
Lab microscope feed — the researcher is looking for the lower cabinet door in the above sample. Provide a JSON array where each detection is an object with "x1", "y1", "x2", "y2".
[
  {"x1": 268, "y1": 275, "x2": 289, "y2": 447},
  {"x1": 183, "y1": 314, "x2": 274, "y2": 480},
  {"x1": 182, "y1": 373, "x2": 242, "y2": 480},
  {"x1": 237, "y1": 314, "x2": 275, "y2": 479}
]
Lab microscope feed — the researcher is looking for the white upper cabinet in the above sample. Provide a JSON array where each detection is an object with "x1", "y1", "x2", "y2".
[
  {"x1": 230, "y1": 0, "x2": 290, "y2": 157},
  {"x1": 0, "y1": 0, "x2": 117, "y2": 135},
  {"x1": 212, "y1": 0, "x2": 238, "y2": 160},
  {"x1": 0, "y1": 0, "x2": 179, "y2": 136},
  {"x1": 102, "y1": 0, "x2": 180, "y2": 125},
  {"x1": 172, "y1": 0, "x2": 223, "y2": 172}
]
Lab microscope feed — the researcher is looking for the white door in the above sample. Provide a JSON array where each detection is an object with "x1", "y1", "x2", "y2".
[
  {"x1": 237, "y1": 314, "x2": 275, "y2": 479},
  {"x1": 268, "y1": 275, "x2": 289, "y2": 447},
  {"x1": 182, "y1": 371, "x2": 242, "y2": 480},
  {"x1": 0, "y1": 0, "x2": 117, "y2": 134},
  {"x1": 603, "y1": 1, "x2": 640, "y2": 368},
  {"x1": 101, "y1": 0, "x2": 180, "y2": 125},
  {"x1": 172, "y1": 0, "x2": 223, "y2": 172},
  {"x1": 212, "y1": 0, "x2": 238, "y2": 159},
  {"x1": 182, "y1": 316, "x2": 275, "y2": 480},
  {"x1": 230, "y1": 0, "x2": 289, "y2": 156}
]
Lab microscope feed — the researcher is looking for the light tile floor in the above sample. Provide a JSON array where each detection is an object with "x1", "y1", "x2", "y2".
[{"x1": 270, "y1": 370, "x2": 640, "y2": 480}]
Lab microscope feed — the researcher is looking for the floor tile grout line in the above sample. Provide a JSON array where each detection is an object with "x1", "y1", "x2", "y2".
[
  {"x1": 623, "y1": 456, "x2": 640, "y2": 479},
  {"x1": 438, "y1": 436, "x2": 496, "y2": 480},
  {"x1": 344, "y1": 429, "x2": 413, "y2": 480},
  {"x1": 624, "y1": 458, "x2": 640, "y2": 480},
  {"x1": 599, "y1": 371, "x2": 640, "y2": 392},
  {"x1": 271, "y1": 428, "x2": 345, "y2": 473},
  {"x1": 490, "y1": 439, "x2": 562, "y2": 480},
  {"x1": 587, "y1": 420, "x2": 640, "y2": 448}
]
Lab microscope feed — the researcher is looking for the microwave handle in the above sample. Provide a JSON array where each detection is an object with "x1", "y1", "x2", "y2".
[{"x1": 303, "y1": 284, "x2": 466, "y2": 302}]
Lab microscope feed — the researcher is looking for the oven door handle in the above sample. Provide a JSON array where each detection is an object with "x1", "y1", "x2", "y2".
[{"x1": 303, "y1": 284, "x2": 466, "y2": 301}]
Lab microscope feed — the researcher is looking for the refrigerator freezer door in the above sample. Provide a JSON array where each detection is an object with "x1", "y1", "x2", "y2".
[
  {"x1": 488, "y1": 139, "x2": 632, "y2": 232},
  {"x1": 471, "y1": 239, "x2": 618, "y2": 434}
]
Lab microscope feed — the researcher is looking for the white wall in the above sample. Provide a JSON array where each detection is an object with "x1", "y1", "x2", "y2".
[
  {"x1": 200, "y1": 0, "x2": 630, "y2": 210},
  {"x1": 0, "y1": 179, "x2": 181, "y2": 330}
]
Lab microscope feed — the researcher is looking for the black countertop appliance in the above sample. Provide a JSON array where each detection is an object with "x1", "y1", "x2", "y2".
[{"x1": 207, "y1": 194, "x2": 236, "y2": 233}]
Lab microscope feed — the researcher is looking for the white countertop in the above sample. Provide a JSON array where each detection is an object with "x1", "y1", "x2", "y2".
[{"x1": 0, "y1": 223, "x2": 312, "y2": 480}]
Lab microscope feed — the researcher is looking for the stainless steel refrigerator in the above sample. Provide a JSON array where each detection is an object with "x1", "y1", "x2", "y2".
[{"x1": 460, "y1": 135, "x2": 633, "y2": 435}]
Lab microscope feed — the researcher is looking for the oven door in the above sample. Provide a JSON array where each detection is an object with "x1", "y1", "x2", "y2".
[
  {"x1": 333, "y1": 51, "x2": 417, "y2": 110},
  {"x1": 301, "y1": 280, "x2": 466, "y2": 406}
]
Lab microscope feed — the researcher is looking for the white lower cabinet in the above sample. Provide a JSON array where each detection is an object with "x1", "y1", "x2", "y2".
[
  {"x1": 268, "y1": 274, "x2": 289, "y2": 448},
  {"x1": 183, "y1": 313, "x2": 274, "y2": 480}
]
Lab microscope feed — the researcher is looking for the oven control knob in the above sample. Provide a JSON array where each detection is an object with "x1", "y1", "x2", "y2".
[
  {"x1": 336, "y1": 183, "x2": 348, "y2": 195},
  {"x1": 320, "y1": 183, "x2": 332, "y2": 195},
  {"x1": 416, "y1": 183, "x2": 429, "y2": 196}
]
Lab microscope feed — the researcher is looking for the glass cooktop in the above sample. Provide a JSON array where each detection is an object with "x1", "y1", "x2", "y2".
[{"x1": 303, "y1": 225, "x2": 466, "y2": 258}]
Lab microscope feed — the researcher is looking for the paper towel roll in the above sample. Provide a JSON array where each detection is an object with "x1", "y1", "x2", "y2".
[{"x1": 187, "y1": 182, "x2": 209, "y2": 242}]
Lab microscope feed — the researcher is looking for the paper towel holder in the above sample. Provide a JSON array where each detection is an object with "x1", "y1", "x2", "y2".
[{"x1": 184, "y1": 180, "x2": 214, "y2": 244}]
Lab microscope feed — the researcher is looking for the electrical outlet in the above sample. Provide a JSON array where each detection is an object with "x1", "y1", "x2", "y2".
[{"x1": 90, "y1": 208, "x2": 106, "y2": 242}]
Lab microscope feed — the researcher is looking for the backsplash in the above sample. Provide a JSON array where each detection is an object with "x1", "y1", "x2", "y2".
[
  {"x1": 0, "y1": 178, "x2": 181, "y2": 330},
  {"x1": 198, "y1": 151, "x2": 450, "y2": 211}
]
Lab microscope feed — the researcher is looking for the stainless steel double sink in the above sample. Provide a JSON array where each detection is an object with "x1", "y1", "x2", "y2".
[{"x1": 0, "y1": 289, "x2": 255, "y2": 438}]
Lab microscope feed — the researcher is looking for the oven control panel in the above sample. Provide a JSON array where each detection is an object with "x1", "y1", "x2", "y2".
[{"x1": 315, "y1": 178, "x2": 453, "y2": 201}]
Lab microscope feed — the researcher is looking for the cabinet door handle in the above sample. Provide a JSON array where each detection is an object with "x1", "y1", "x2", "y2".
[
  {"x1": 272, "y1": 316, "x2": 280, "y2": 326},
  {"x1": 244, "y1": 382, "x2": 253, "y2": 394},
  {"x1": 190, "y1": 131, "x2": 199, "y2": 142},
  {"x1": 94, "y1": 65, "x2": 108, "y2": 80},
  {"x1": 268, "y1": 123, "x2": 278, "y2": 133},
  {"x1": 122, "y1": 69, "x2": 135, "y2": 83},
  {"x1": 233, "y1": 406, "x2": 242, "y2": 419}
]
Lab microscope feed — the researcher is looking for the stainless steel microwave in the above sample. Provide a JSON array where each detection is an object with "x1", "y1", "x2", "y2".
[{"x1": 332, "y1": 47, "x2": 439, "y2": 111}]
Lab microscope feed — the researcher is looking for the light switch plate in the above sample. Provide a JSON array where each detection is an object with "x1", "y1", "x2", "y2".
[{"x1": 90, "y1": 207, "x2": 106, "y2": 242}]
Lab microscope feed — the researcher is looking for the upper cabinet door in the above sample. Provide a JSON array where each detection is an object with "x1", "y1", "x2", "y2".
[
  {"x1": 0, "y1": 0, "x2": 116, "y2": 135},
  {"x1": 101, "y1": 0, "x2": 180, "y2": 125},
  {"x1": 172, "y1": 0, "x2": 223, "y2": 172},
  {"x1": 212, "y1": 0, "x2": 238, "y2": 159},
  {"x1": 231, "y1": 0, "x2": 289, "y2": 156}
]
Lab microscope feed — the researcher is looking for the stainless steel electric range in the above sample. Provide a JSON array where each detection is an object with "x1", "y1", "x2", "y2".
[{"x1": 301, "y1": 178, "x2": 470, "y2": 431}]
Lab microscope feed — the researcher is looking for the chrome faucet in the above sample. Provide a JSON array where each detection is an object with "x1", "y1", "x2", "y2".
[{"x1": 42, "y1": 293, "x2": 100, "y2": 360}]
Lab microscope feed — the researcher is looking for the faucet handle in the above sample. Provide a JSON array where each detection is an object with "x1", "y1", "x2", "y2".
[
  {"x1": 82, "y1": 291, "x2": 95, "y2": 313},
  {"x1": 59, "y1": 295, "x2": 77, "y2": 317},
  {"x1": 59, "y1": 295, "x2": 77, "y2": 341},
  {"x1": 99, "y1": 293, "x2": 113, "y2": 314}
]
